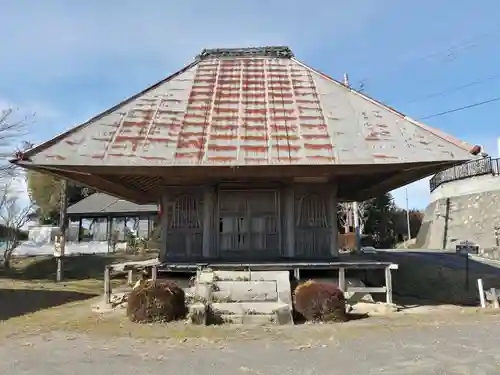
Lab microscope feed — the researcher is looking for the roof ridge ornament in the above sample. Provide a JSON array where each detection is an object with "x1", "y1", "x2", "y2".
[{"x1": 196, "y1": 46, "x2": 294, "y2": 60}]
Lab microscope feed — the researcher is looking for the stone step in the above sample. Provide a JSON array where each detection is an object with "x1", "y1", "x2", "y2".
[
  {"x1": 211, "y1": 301, "x2": 288, "y2": 315},
  {"x1": 212, "y1": 281, "x2": 278, "y2": 302},
  {"x1": 212, "y1": 270, "x2": 292, "y2": 306},
  {"x1": 213, "y1": 270, "x2": 289, "y2": 282},
  {"x1": 218, "y1": 313, "x2": 277, "y2": 325}
]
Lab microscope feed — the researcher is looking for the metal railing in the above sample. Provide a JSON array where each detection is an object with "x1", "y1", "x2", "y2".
[{"x1": 429, "y1": 157, "x2": 500, "y2": 192}]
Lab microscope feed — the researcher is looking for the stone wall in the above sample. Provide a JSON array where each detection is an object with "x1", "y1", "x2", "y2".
[{"x1": 417, "y1": 174, "x2": 500, "y2": 252}]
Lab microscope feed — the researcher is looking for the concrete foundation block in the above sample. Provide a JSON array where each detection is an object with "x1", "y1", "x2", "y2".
[
  {"x1": 194, "y1": 283, "x2": 212, "y2": 302},
  {"x1": 189, "y1": 302, "x2": 207, "y2": 325},
  {"x1": 197, "y1": 270, "x2": 215, "y2": 284},
  {"x1": 274, "y1": 305, "x2": 293, "y2": 325}
]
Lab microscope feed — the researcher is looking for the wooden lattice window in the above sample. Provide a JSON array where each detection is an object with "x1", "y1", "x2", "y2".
[
  {"x1": 295, "y1": 192, "x2": 330, "y2": 257},
  {"x1": 166, "y1": 194, "x2": 203, "y2": 257},
  {"x1": 218, "y1": 190, "x2": 279, "y2": 254}
]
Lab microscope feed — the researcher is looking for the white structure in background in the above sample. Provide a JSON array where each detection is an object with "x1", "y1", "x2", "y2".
[
  {"x1": 498, "y1": 137, "x2": 500, "y2": 158},
  {"x1": 27, "y1": 225, "x2": 60, "y2": 245},
  {"x1": 14, "y1": 224, "x2": 109, "y2": 256}
]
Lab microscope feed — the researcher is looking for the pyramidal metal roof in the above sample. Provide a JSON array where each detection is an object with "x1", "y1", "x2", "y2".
[
  {"x1": 67, "y1": 193, "x2": 157, "y2": 215},
  {"x1": 18, "y1": 46, "x2": 473, "y2": 168}
]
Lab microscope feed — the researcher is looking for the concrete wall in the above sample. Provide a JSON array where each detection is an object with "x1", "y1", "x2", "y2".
[
  {"x1": 430, "y1": 173, "x2": 500, "y2": 202},
  {"x1": 417, "y1": 173, "x2": 500, "y2": 251}
]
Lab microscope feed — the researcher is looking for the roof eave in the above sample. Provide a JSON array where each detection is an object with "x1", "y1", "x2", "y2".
[
  {"x1": 291, "y1": 58, "x2": 475, "y2": 155},
  {"x1": 15, "y1": 60, "x2": 200, "y2": 161}
]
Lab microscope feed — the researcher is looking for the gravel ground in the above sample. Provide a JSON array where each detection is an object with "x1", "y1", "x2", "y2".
[{"x1": 3, "y1": 315, "x2": 500, "y2": 375}]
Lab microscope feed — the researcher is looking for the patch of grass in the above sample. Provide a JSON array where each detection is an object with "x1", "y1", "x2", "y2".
[
  {"x1": 4, "y1": 251, "x2": 158, "y2": 281},
  {"x1": 0, "y1": 297, "x2": 496, "y2": 345},
  {"x1": 0, "y1": 253, "x2": 154, "y2": 323}
]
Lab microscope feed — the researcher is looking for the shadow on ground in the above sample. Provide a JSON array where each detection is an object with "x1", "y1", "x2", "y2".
[
  {"x1": 362, "y1": 251, "x2": 500, "y2": 307},
  {"x1": 1, "y1": 253, "x2": 158, "y2": 281},
  {"x1": 0, "y1": 288, "x2": 97, "y2": 320}
]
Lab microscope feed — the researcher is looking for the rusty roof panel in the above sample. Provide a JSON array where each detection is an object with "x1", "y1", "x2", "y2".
[{"x1": 27, "y1": 48, "x2": 473, "y2": 167}]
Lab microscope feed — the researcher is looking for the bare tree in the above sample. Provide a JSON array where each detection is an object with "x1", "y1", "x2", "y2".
[
  {"x1": 338, "y1": 200, "x2": 373, "y2": 234},
  {"x1": 356, "y1": 200, "x2": 372, "y2": 234},
  {"x1": 338, "y1": 202, "x2": 353, "y2": 233},
  {"x1": 0, "y1": 108, "x2": 30, "y2": 180},
  {"x1": 0, "y1": 177, "x2": 34, "y2": 268},
  {"x1": 0, "y1": 107, "x2": 34, "y2": 268}
]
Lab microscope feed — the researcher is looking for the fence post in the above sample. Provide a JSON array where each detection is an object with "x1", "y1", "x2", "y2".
[
  {"x1": 491, "y1": 288, "x2": 500, "y2": 309},
  {"x1": 385, "y1": 266, "x2": 393, "y2": 305},
  {"x1": 127, "y1": 269, "x2": 134, "y2": 286},
  {"x1": 477, "y1": 279, "x2": 486, "y2": 308}
]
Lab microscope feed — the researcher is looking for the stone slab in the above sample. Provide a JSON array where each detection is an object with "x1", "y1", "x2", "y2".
[
  {"x1": 197, "y1": 270, "x2": 215, "y2": 284},
  {"x1": 218, "y1": 314, "x2": 276, "y2": 325},
  {"x1": 211, "y1": 302, "x2": 289, "y2": 315},
  {"x1": 212, "y1": 281, "x2": 278, "y2": 302}
]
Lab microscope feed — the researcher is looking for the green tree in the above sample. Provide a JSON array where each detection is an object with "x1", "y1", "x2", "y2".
[
  {"x1": 364, "y1": 192, "x2": 397, "y2": 246},
  {"x1": 27, "y1": 171, "x2": 94, "y2": 224}
]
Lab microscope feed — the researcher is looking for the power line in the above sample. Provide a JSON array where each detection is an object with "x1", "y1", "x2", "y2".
[
  {"x1": 400, "y1": 73, "x2": 500, "y2": 105},
  {"x1": 409, "y1": 26, "x2": 500, "y2": 65},
  {"x1": 420, "y1": 96, "x2": 500, "y2": 120},
  {"x1": 358, "y1": 26, "x2": 500, "y2": 86}
]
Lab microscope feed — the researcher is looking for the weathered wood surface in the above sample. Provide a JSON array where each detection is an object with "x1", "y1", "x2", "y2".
[
  {"x1": 109, "y1": 258, "x2": 160, "y2": 273},
  {"x1": 162, "y1": 261, "x2": 398, "y2": 271}
]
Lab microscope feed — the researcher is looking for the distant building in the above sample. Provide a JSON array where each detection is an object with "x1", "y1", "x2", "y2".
[{"x1": 66, "y1": 193, "x2": 158, "y2": 242}]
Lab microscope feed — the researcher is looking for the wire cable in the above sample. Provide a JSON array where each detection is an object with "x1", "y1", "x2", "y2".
[
  {"x1": 400, "y1": 73, "x2": 500, "y2": 105},
  {"x1": 420, "y1": 96, "x2": 500, "y2": 120}
]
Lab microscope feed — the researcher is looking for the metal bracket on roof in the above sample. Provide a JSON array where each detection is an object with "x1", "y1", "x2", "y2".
[{"x1": 196, "y1": 46, "x2": 294, "y2": 60}]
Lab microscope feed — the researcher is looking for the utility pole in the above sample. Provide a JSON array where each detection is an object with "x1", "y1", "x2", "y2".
[
  {"x1": 56, "y1": 179, "x2": 68, "y2": 282},
  {"x1": 343, "y1": 72, "x2": 361, "y2": 252},
  {"x1": 405, "y1": 187, "x2": 411, "y2": 248}
]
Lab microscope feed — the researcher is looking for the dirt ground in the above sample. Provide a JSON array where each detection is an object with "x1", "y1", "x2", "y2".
[
  {"x1": 2, "y1": 253, "x2": 500, "y2": 373},
  {"x1": 2, "y1": 275, "x2": 500, "y2": 375},
  {"x1": 2, "y1": 312, "x2": 500, "y2": 374}
]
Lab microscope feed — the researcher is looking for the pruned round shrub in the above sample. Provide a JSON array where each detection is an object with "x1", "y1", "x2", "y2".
[
  {"x1": 293, "y1": 280, "x2": 347, "y2": 322},
  {"x1": 127, "y1": 280, "x2": 187, "y2": 323}
]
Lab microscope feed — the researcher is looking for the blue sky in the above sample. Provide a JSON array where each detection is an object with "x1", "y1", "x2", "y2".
[{"x1": 2, "y1": 0, "x2": 500, "y2": 209}]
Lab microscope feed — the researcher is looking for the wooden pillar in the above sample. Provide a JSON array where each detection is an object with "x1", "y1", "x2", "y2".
[
  {"x1": 57, "y1": 179, "x2": 69, "y2": 283},
  {"x1": 202, "y1": 186, "x2": 215, "y2": 259},
  {"x1": 284, "y1": 184, "x2": 295, "y2": 258},
  {"x1": 159, "y1": 193, "x2": 169, "y2": 262},
  {"x1": 77, "y1": 218, "x2": 82, "y2": 242},
  {"x1": 328, "y1": 183, "x2": 339, "y2": 257},
  {"x1": 338, "y1": 267, "x2": 346, "y2": 292},
  {"x1": 104, "y1": 266, "x2": 111, "y2": 304}
]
